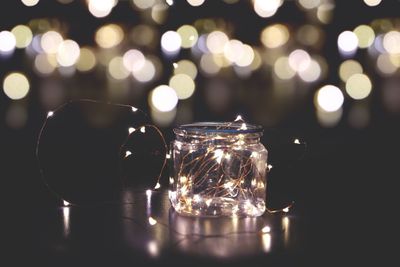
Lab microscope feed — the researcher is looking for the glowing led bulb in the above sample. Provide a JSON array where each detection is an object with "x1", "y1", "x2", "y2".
[
  {"x1": 283, "y1": 207, "x2": 290, "y2": 213},
  {"x1": 47, "y1": 111, "x2": 54, "y2": 117},
  {"x1": 179, "y1": 176, "x2": 187, "y2": 183},
  {"x1": 21, "y1": 0, "x2": 40, "y2": 7},
  {"x1": 148, "y1": 217, "x2": 157, "y2": 225},
  {"x1": 63, "y1": 200, "x2": 70, "y2": 206},
  {"x1": 294, "y1": 139, "x2": 300, "y2": 144},
  {"x1": 131, "y1": 106, "x2": 138, "y2": 112},
  {"x1": 316, "y1": 85, "x2": 344, "y2": 112},
  {"x1": 214, "y1": 149, "x2": 224, "y2": 163},
  {"x1": 337, "y1": 31, "x2": 358, "y2": 53},
  {"x1": 0, "y1": 31, "x2": 16, "y2": 53},
  {"x1": 161, "y1": 31, "x2": 181, "y2": 53},
  {"x1": 234, "y1": 115, "x2": 243, "y2": 121},
  {"x1": 125, "y1": 151, "x2": 132, "y2": 157},
  {"x1": 239, "y1": 123, "x2": 248, "y2": 130},
  {"x1": 140, "y1": 126, "x2": 146, "y2": 133},
  {"x1": 193, "y1": 194, "x2": 201, "y2": 202},
  {"x1": 128, "y1": 127, "x2": 136, "y2": 134},
  {"x1": 154, "y1": 182, "x2": 161, "y2": 189}
]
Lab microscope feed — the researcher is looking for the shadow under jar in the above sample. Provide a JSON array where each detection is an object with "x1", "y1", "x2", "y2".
[{"x1": 169, "y1": 122, "x2": 268, "y2": 217}]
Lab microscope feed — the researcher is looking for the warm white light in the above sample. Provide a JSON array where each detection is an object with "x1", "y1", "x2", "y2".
[
  {"x1": 76, "y1": 47, "x2": 96, "y2": 72},
  {"x1": 289, "y1": 49, "x2": 311, "y2": 72},
  {"x1": 56, "y1": 40, "x2": 80, "y2": 67},
  {"x1": 132, "y1": 59, "x2": 156, "y2": 83},
  {"x1": 200, "y1": 53, "x2": 221, "y2": 75},
  {"x1": 140, "y1": 126, "x2": 146, "y2": 133},
  {"x1": 383, "y1": 31, "x2": 400, "y2": 54},
  {"x1": 88, "y1": 0, "x2": 116, "y2": 18},
  {"x1": 239, "y1": 123, "x2": 247, "y2": 130},
  {"x1": 345, "y1": 73, "x2": 372, "y2": 100},
  {"x1": 3, "y1": 72, "x2": 30, "y2": 100},
  {"x1": 223, "y1": 39, "x2": 244, "y2": 64},
  {"x1": 148, "y1": 217, "x2": 157, "y2": 225},
  {"x1": 363, "y1": 0, "x2": 382, "y2": 7},
  {"x1": 274, "y1": 56, "x2": 296, "y2": 80},
  {"x1": 146, "y1": 189, "x2": 152, "y2": 197},
  {"x1": 147, "y1": 240, "x2": 158, "y2": 257},
  {"x1": 169, "y1": 74, "x2": 195, "y2": 100},
  {"x1": 177, "y1": 25, "x2": 198, "y2": 48},
  {"x1": 11, "y1": 25, "x2": 32, "y2": 49},
  {"x1": 47, "y1": 111, "x2": 54, "y2": 117},
  {"x1": 337, "y1": 31, "x2": 358, "y2": 53},
  {"x1": 214, "y1": 149, "x2": 224, "y2": 164},
  {"x1": 187, "y1": 0, "x2": 205, "y2": 7},
  {"x1": 260, "y1": 24, "x2": 289, "y2": 49},
  {"x1": 0, "y1": 31, "x2": 16, "y2": 53},
  {"x1": 294, "y1": 139, "x2": 300, "y2": 144},
  {"x1": 133, "y1": 0, "x2": 155, "y2": 9},
  {"x1": 108, "y1": 56, "x2": 130, "y2": 80},
  {"x1": 131, "y1": 106, "x2": 138, "y2": 112},
  {"x1": 161, "y1": 31, "x2": 181, "y2": 53},
  {"x1": 123, "y1": 49, "x2": 145, "y2": 72},
  {"x1": 353, "y1": 25, "x2": 375, "y2": 49},
  {"x1": 299, "y1": 0, "x2": 320, "y2": 9},
  {"x1": 173, "y1": 60, "x2": 198, "y2": 79},
  {"x1": 95, "y1": 24, "x2": 124, "y2": 49},
  {"x1": 128, "y1": 127, "x2": 136, "y2": 134},
  {"x1": 207, "y1": 31, "x2": 229, "y2": 54},
  {"x1": 339, "y1": 60, "x2": 363, "y2": 82},
  {"x1": 235, "y1": 115, "x2": 243, "y2": 121},
  {"x1": 298, "y1": 59, "x2": 321, "y2": 82},
  {"x1": 235, "y1": 44, "x2": 255, "y2": 67},
  {"x1": 63, "y1": 200, "x2": 70, "y2": 206},
  {"x1": 376, "y1": 54, "x2": 398, "y2": 75},
  {"x1": 21, "y1": 0, "x2": 39, "y2": 7},
  {"x1": 283, "y1": 207, "x2": 289, "y2": 213},
  {"x1": 150, "y1": 85, "x2": 178, "y2": 112},
  {"x1": 193, "y1": 194, "x2": 201, "y2": 202},
  {"x1": 41, "y1": 31, "x2": 63, "y2": 54},
  {"x1": 261, "y1": 226, "x2": 271, "y2": 233},
  {"x1": 166, "y1": 0, "x2": 174, "y2": 5},
  {"x1": 154, "y1": 182, "x2": 161, "y2": 189},
  {"x1": 179, "y1": 176, "x2": 187, "y2": 183},
  {"x1": 34, "y1": 54, "x2": 56, "y2": 75},
  {"x1": 253, "y1": 0, "x2": 282, "y2": 18},
  {"x1": 316, "y1": 85, "x2": 344, "y2": 112}
]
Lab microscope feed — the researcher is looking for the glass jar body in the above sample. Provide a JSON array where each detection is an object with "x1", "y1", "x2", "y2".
[{"x1": 169, "y1": 127, "x2": 268, "y2": 217}]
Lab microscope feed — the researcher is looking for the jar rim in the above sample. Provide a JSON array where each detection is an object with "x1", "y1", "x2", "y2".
[{"x1": 174, "y1": 122, "x2": 263, "y2": 135}]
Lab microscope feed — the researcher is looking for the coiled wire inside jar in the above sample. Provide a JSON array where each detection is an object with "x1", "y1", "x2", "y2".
[{"x1": 169, "y1": 122, "x2": 268, "y2": 217}]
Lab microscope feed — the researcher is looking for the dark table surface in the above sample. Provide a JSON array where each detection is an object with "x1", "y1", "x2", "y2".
[
  {"x1": 3, "y1": 119, "x2": 397, "y2": 266},
  {"x1": 23, "y1": 189, "x2": 312, "y2": 266}
]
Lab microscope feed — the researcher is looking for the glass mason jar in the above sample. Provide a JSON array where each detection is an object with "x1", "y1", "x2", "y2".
[{"x1": 169, "y1": 122, "x2": 268, "y2": 217}]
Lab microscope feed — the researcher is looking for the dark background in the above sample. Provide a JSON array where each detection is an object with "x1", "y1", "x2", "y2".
[{"x1": 1, "y1": 0, "x2": 399, "y2": 265}]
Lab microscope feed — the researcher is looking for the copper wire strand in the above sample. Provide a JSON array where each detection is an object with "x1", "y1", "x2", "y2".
[
  {"x1": 37, "y1": 101, "x2": 294, "y2": 213},
  {"x1": 172, "y1": 124, "x2": 295, "y2": 214}
]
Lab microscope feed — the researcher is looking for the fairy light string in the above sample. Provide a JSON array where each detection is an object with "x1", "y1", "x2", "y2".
[{"x1": 38, "y1": 104, "x2": 299, "y2": 242}]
